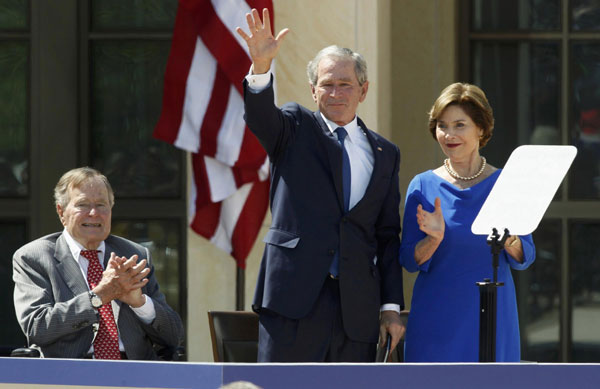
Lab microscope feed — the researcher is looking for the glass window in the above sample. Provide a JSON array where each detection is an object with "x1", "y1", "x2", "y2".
[
  {"x1": 0, "y1": 0, "x2": 28, "y2": 30},
  {"x1": 570, "y1": 221, "x2": 600, "y2": 362},
  {"x1": 471, "y1": 41, "x2": 561, "y2": 168},
  {"x1": 111, "y1": 219, "x2": 181, "y2": 315},
  {"x1": 90, "y1": 40, "x2": 182, "y2": 198},
  {"x1": 467, "y1": 0, "x2": 600, "y2": 364},
  {"x1": 90, "y1": 0, "x2": 176, "y2": 31},
  {"x1": 571, "y1": 0, "x2": 600, "y2": 31},
  {"x1": 471, "y1": 0, "x2": 560, "y2": 31},
  {"x1": 570, "y1": 43, "x2": 600, "y2": 200},
  {"x1": 0, "y1": 41, "x2": 28, "y2": 197},
  {"x1": 0, "y1": 221, "x2": 27, "y2": 354},
  {"x1": 515, "y1": 219, "x2": 561, "y2": 362}
]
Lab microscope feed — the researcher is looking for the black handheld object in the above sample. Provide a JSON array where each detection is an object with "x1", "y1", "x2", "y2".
[{"x1": 375, "y1": 334, "x2": 392, "y2": 362}]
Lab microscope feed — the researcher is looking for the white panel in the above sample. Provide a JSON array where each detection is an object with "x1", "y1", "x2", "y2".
[
  {"x1": 215, "y1": 86, "x2": 246, "y2": 165},
  {"x1": 174, "y1": 38, "x2": 217, "y2": 152},
  {"x1": 205, "y1": 156, "x2": 237, "y2": 202}
]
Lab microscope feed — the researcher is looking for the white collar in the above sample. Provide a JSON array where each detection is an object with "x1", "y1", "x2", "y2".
[
  {"x1": 320, "y1": 113, "x2": 362, "y2": 143},
  {"x1": 62, "y1": 228, "x2": 106, "y2": 263}
]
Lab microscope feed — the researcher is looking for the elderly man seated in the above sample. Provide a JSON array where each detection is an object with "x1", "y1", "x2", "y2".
[{"x1": 12, "y1": 167, "x2": 184, "y2": 359}]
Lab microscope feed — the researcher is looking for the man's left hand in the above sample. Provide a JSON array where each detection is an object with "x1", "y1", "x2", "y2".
[
  {"x1": 379, "y1": 310, "x2": 406, "y2": 353},
  {"x1": 106, "y1": 253, "x2": 149, "y2": 308}
]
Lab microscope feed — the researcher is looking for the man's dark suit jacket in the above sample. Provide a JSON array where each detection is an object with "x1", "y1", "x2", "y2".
[
  {"x1": 12, "y1": 232, "x2": 184, "y2": 359},
  {"x1": 244, "y1": 78, "x2": 404, "y2": 343}
]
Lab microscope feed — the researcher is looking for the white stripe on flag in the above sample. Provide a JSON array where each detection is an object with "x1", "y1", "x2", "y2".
[
  {"x1": 205, "y1": 156, "x2": 237, "y2": 202},
  {"x1": 210, "y1": 181, "x2": 253, "y2": 253},
  {"x1": 258, "y1": 156, "x2": 269, "y2": 181},
  {"x1": 215, "y1": 85, "x2": 246, "y2": 166},
  {"x1": 211, "y1": 0, "x2": 252, "y2": 57},
  {"x1": 174, "y1": 37, "x2": 216, "y2": 152}
]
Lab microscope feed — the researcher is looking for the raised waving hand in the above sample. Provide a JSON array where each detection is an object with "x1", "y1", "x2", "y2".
[{"x1": 236, "y1": 8, "x2": 289, "y2": 74}]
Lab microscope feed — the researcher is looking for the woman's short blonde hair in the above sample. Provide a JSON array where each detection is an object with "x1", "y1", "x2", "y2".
[
  {"x1": 54, "y1": 167, "x2": 114, "y2": 209},
  {"x1": 428, "y1": 82, "x2": 494, "y2": 148}
]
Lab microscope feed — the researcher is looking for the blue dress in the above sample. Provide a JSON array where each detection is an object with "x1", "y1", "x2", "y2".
[{"x1": 399, "y1": 170, "x2": 535, "y2": 362}]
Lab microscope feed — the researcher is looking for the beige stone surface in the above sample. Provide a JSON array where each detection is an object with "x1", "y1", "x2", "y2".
[
  {"x1": 273, "y1": 0, "x2": 392, "y2": 135},
  {"x1": 391, "y1": 0, "x2": 457, "y2": 307},
  {"x1": 186, "y1": 226, "x2": 237, "y2": 362},
  {"x1": 392, "y1": 0, "x2": 457, "y2": 194}
]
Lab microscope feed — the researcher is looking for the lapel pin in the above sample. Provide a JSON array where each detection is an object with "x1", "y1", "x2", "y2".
[{"x1": 377, "y1": 147, "x2": 383, "y2": 151}]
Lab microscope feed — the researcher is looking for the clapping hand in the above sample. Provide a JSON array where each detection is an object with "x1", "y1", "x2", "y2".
[
  {"x1": 94, "y1": 252, "x2": 150, "y2": 308},
  {"x1": 416, "y1": 197, "x2": 445, "y2": 243}
]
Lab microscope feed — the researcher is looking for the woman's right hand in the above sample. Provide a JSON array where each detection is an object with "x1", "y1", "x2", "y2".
[
  {"x1": 413, "y1": 197, "x2": 445, "y2": 266},
  {"x1": 416, "y1": 197, "x2": 444, "y2": 243}
]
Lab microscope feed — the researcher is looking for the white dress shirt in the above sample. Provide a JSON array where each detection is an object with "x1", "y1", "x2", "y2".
[
  {"x1": 62, "y1": 229, "x2": 156, "y2": 353},
  {"x1": 320, "y1": 114, "x2": 374, "y2": 209}
]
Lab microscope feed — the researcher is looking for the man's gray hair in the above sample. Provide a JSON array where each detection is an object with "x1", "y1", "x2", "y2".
[
  {"x1": 306, "y1": 45, "x2": 368, "y2": 87},
  {"x1": 54, "y1": 166, "x2": 115, "y2": 209}
]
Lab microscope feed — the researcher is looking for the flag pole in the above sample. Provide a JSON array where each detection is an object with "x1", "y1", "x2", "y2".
[{"x1": 236, "y1": 267, "x2": 245, "y2": 310}]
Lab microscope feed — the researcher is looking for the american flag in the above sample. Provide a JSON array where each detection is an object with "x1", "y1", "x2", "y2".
[{"x1": 154, "y1": 0, "x2": 272, "y2": 268}]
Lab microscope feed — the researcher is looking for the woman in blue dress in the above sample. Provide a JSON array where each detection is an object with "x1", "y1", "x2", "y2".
[{"x1": 399, "y1": 83, "x2": 535, "y2": 362}]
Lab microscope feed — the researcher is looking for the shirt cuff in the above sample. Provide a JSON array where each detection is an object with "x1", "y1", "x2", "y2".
[
  {"x1": 245, "y1": 65, "x2": 272, "y2": 92},
  {"x1": 380, "y1": 303, "x2": 401, "y2": 313},
  {"x1": 130, "y1": 295, "x2": 156, "y2": 324}
]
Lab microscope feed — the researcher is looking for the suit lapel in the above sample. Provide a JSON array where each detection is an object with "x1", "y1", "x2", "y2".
[
  {"x1": 102, "y1": 238, "x2": 111, "y2": 268},
  {"x1": 314, "y1": 111, "x2": 345, "y2": 211},
  {"x1": 54, "y1": 233, "x2": 89, "y2": 296}
]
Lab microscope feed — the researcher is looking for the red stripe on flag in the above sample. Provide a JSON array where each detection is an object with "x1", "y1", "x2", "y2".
[
  {"x1": 153, "y1": 4, "x2": 199, "y2": 144},
  {"x1": 198, "y1": 0, "x2": 274, "y2": 96},
  {"x1": 190, "y1": 153, "x2": 220, "y2": 238},
  {"x1": 231, "y1": 178, "x2": 270, "y2": 268},
  {"x1": 232, "y1": 166, "x2": 259, "y2": 188},
  {"x1": 234, "y1": 125, "x2": 268, "y2": 169},
  {"x1": 198, "y1": 66, "x2": 230, "y2": 158},
  {"x1": 155, "y1": 0, "x2": 273, "y2": 267},
  {"x1": 190, "y1": 201, "x2": 222, "y2": 240},
  {"x1": 191, "y1": 153, "x2": 213, "y2": 210},
  {"x1": 198, "y1": 4, "x2": 248, "y2": 95}
]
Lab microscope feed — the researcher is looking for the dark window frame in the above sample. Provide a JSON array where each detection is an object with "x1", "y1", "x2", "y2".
[
  {"x1": 0, "y1": 0, "x2": 187, "y2": 355},
  {"x1": 460, "y1": 0, "x2": 600, "y2": 362}
]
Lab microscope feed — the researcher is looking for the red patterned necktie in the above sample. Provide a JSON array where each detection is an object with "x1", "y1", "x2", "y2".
[{"x1": 80, "y1": 249, "x2": 121, "y2": 360}]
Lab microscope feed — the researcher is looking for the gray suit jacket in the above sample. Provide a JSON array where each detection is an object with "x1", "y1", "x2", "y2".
[{"x1": 12, "y1": 232, "x2": 184, "y2": 359}]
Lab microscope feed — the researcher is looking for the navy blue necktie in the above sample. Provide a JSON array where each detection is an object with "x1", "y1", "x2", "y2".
[
  {"x1": 329, "y1": 127, "x2": 351, "y2": 277},
  {"x1": 335, "y1": 127, "x2": 351, "y2": 212}
]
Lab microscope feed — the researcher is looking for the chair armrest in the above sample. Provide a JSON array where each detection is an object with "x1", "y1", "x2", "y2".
[{"x1": 11, "y1": 347, "x2": 41, "y2": 358}]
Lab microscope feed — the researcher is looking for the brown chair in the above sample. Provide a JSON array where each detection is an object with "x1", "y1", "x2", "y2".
[{"x1": 207, "y1": 311, "x2": 259, "y2": 362}]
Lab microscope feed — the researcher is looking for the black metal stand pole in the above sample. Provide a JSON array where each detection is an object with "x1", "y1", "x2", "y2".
[
  {"x1": 477, "y1": 278, "x2": 499, "y2": 361},
  {"x1": 236, "y1": 267, "x2": 245, "y2": 311},
  {"x1": 477, "y1": 228, "x2": 507, "y2": 362}
]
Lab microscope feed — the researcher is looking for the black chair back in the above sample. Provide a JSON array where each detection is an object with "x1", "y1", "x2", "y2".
[{"x1": 207, "y1": 311, "x2": 259, "y2": 362}]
